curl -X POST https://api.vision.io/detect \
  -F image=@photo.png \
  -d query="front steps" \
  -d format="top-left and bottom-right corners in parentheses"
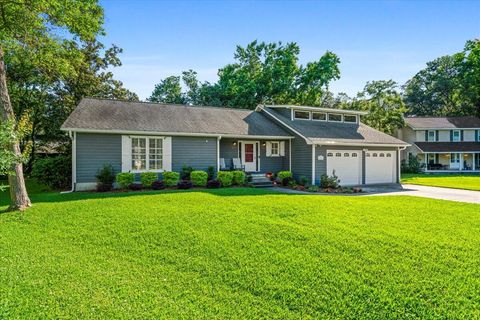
top-left (249, 173), bottom-right (274, 188)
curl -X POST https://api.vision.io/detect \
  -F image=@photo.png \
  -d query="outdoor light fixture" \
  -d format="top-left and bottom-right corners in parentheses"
top-left (233, 142), bottom-right (237, 146)
top-left (262, 142), bottom-right (266, 146)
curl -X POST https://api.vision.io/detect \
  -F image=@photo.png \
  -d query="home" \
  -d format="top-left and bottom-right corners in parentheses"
top-left (61, 98), bottom-right (408, 191)
top-left (397, 116), bottom-right (480, 172)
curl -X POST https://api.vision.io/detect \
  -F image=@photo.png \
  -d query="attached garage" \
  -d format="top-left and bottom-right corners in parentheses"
top-left (326, 150), bottom-right (362, 186)
top-left (365, 151), bottom-right (396, 184)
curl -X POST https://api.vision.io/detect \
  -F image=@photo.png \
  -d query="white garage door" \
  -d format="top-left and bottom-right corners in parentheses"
top-left (365, 151), bottom-right (396, 184)
top-left (326, 150), bottom-right (362, 186)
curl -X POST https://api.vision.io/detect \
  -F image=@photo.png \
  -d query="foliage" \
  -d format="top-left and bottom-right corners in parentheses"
top-left (404, 39), bottom-right (480, 117)
top-left (190, 171), bottom-right (208, 187)
top-left (282, 177), bottom-right (294, 187)
top-left (0, 120), bottom-right (16, 179)
top-left (162, 171), bottom-right (180, 187)
top-left (307, 185), bottom-right (319, 192)
top-left (207, 166), bottom-right (216, 180)
top-left (277, 171), bottom-right (293, 181)
top-left (401, 154), bottom-right (422, 174)
top-left (140, 172), bottom-right (158, 188)
top-left (151, 180), bottom-right (166, 190)
top-left (96, 164), bottom-right (115, 185)
top-left (149, 41), bottom-right (340, 108)
top-left (177, 180), bottom-right (193, 190)
top-left (180, 165), bottom-right (194, 180)
top-left (401, 173), bottom-right (480, 191)
top-left (206, 179), bottom-right (221, 189)
top-left (320, 171), bottom-right (340, 189)
top-left (116, 172), bottom-right (135, 189)
top-left (1, 185), bottom-right (480, 318)
top-left (31, 155), bottom-right (71, 190)
top-left (298, 176), bottom-right (309, 186)
top-left (96, 183), bottom-right (112, 192)
top-left (128, 183), bottom-right (143, 191)
top-left (232, 171), bottom-right (246, 185)
top-left (217, 171), bottom-right (233, 187)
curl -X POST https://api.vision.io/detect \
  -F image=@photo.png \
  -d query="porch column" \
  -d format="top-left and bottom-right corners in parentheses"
top-left (217, 136), bottom-right (221, 172)
top-left (460, 153), bottom-right (464, 171)
top-left (473, 153), bottom-right (476, 171)
top-left (424, 153), bottom-right (428, 171)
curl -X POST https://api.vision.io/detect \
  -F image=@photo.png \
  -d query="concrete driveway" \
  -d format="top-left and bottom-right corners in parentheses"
top-left (358, 184), bottom-right (479, 204)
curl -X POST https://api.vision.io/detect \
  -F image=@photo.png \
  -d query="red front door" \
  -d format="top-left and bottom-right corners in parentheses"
top-left (243, 142), bottom-right (257, 172)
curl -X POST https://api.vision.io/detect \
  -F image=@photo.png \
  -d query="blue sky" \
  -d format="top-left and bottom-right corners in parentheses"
top-left (100, 0), bottom-right (480, 100)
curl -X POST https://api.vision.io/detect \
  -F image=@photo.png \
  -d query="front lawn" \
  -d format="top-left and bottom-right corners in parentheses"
top-left (401, 173), bottom-right (480, 191)
top-left (0, 186), bottom-right (479, 318)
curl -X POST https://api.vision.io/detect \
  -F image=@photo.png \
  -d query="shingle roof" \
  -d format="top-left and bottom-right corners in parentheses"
top-left (405, 116), bottom-right (480, 129)
top-left (61, 98), bottom-right (292, 137)
top-left (415, 142), bottom-right (480, 153)
top-left (263, 107), bottom-right (408, 146)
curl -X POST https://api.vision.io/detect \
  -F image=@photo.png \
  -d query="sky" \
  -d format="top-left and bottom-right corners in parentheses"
top-left (100, 0), bottom-right (480, 100)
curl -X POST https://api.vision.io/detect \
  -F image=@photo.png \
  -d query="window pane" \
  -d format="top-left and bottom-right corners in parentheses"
top-left (312, 112), bottom-right (326, 121)
top-left (344, 115), bottom-right (357, 123)
top-left (271, 142), bottom-right (279, 155)
top-left (294, 110), bottom-right (310, 119)
top-left (132, 138), bottom-right (146, 170)
top-left (148, 138), bottom-right (163, 170)
top-left (328, 114), bottom-right (342, 122)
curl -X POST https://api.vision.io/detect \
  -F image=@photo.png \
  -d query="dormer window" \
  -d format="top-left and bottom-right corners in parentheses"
top-left (427, 130), bottom-right (436, 142)
top-left (294, 110), bottom-right (310, 120)
top-left (312, 112), bottom-right (326, 121)
top-left (344, 115), bottom-right (358, 123)
top-left (328, 113), bottom-right (343, 122)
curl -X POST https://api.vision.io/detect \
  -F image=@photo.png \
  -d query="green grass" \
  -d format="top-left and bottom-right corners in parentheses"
top-left (0, 184), bottom-right (479, 318)
top-left (401, 173), bottom-right (480, 191)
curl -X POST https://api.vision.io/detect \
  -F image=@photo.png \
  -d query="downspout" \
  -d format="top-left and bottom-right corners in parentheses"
top-left (311, 144), bottom-right (316, 185)
top-left (61, 131), bottom-right (76, 194)
top-left (217, 136), bottom-right (222, 172)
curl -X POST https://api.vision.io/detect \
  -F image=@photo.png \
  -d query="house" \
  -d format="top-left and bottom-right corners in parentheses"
top-left (397, 116), bottom-right (480, 172)
top-left (61, 98), bottom-right (408, 191)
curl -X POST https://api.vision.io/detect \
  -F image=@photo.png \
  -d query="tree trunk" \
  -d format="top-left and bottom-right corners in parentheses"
top-left (0, 46), bottom-right (31, 211)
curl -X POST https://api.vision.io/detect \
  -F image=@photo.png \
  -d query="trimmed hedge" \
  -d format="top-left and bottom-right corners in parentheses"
top-left (232, 171), bottom-right (246, 185)
top-left (191, 170), bottom-right (208, 187)
top-left (140, 172), bottom-right (158, 188)
top-left (116, 172), bottom-right (135, 189)
top-left (277, 171), bottom-right (293, 181)
top-left (163, 171), bottom-right (180, 187)
top-left (217, 171), bottom-right (233, 187)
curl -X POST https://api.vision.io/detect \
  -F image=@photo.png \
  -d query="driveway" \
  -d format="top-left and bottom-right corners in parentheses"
top-left (272, 185), bottom-right (480, 204)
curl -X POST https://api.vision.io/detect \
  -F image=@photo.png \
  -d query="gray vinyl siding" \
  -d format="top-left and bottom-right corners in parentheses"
top-left (76, 133), bottom-right (122, 183)
top-left (220, 138), bottom-right (289, 173)
top-left (290, 133), bottom-right (312, 182)
top-left (172, 136), bottom-right (218, 171)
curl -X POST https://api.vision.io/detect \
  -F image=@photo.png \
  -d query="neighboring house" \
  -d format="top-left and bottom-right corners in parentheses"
top-left (61, 98), bottom-right (408, 191)
top-left (397, 116), bottom-right (480, 172)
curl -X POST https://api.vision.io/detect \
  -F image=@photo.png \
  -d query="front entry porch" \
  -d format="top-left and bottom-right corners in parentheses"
top-left (419, 152), bottom-right (480, 172)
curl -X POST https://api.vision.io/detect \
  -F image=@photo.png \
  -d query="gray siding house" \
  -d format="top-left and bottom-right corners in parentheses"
top-left (61, 98), bottom-right (408, 191)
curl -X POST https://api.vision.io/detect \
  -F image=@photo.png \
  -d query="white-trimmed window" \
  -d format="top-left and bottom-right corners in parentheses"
top-left (294, 110), bottom-right (310, 120)
top-left (131, 137), bottom-right (163, 171)
top-left (266, 141), bottom-right (285, 157)
top-left (312, 112), bottom-right (327, 121)
top-left (271, 142), bottom-right (280, 156)
top-left (427, 130), bottom-right (436, 142)
top-left (452, 130), bottom-right (461, 142)
top-left (328, 113), bottom-right (343, 122)
top-left (343, 115), bottom-right (357, 123)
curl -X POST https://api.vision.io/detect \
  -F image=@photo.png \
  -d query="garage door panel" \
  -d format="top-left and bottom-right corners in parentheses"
top-left (326, 150), bottom-right (362, 186)
top-left (365, 151), bottom-right (395, 184)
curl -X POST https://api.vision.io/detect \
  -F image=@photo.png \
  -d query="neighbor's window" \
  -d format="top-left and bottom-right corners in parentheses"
top-left (427, 130), bottom-right (436, 141)
top-left (452, 130), bottom-right (461, 142)
top-left (132, 137), bottom-right (163, 171)
top-left (328, 113), bottom-right (343, 122)
top-left (271, 142), bottom-right (280, 156)
top-left (343, 115), bottom-right (357, 123)
top-left (294, 110), bottom-right (310, 120)
top-left (312, 112), bottom-right (327, 121)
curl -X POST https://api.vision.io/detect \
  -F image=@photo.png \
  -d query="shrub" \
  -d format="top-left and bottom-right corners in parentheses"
top-left (320, 171), bottom-right (340, 189)
top-left (207, 179), bottom-right (221, 189)
top-left (191, 170), bottom-right (208, 187)
top-left (128, 183), bottom-right (143, 191)
top-left (307, 185), bottom-right (319, 192)
top-left (31, 155), bottom-right (71, 189)
top-left (177, 180), bottom-right (193, 189)
top-left (207, 166), bottom-right (215, 180)
top-left (163, 171), bottom-right (180, 187)
top-left (298, 176), bottom-right (309, 186)
top-left (95, 164), bottom-right (115, 192)
top-left (151, 180), bottom-right (165, 190)
top-left (140, 172), bottom-right (158, 188)
top-left (282, 176), bottom-right (293, 186)
top-left (401, 154), bottom-right (421, 173)
top-left (277, 171), bottom-right (293, 181)
top-left (217, 171), bottom-right (233, 187)
top-left (180, 165), bottom-right (194, 180)
top-left (232, 171), bottom-right (246, 185)
top-left (116, 172), bottom-right (135, 189)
